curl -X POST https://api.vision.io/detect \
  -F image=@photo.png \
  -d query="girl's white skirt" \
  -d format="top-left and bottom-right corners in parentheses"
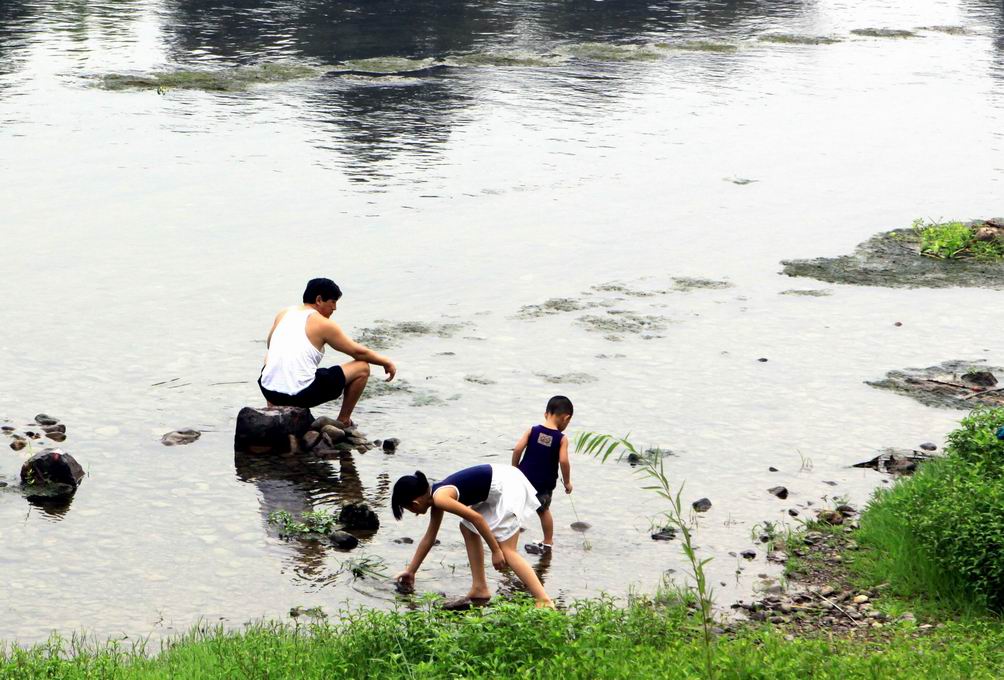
top-left (459, 464), bottom-right (541, 542)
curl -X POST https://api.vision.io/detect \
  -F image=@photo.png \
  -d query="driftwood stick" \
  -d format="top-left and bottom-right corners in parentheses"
top-left (963, 386), bottom-right (1004, 400)
top-left (921, 379), bottom-right (975, 390)
top-left (813, 593), bottom-right (858, 623)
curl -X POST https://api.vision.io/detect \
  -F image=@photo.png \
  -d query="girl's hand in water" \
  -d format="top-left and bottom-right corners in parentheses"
top-left (491, 549), bottom-right (507, 571)
top-left (395, 570), bottom-right (415, 587)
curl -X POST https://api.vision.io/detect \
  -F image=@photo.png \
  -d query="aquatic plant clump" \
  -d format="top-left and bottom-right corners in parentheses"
top-left (576, 311), bottom-right (667, 335)
top-left (355, 320), bottom-right (465, 350)
top-left (757, 34), bottom-right (842, 45)
top-left (560, 42), bottom-right (665, 62)
top-left (656, 40), bottom-right (739, 53)
top-left (268, 509), bottom-right (338, 537)
top-left (850, 28), bottom-right (917, 38)
top-left (781, 219), bottom-right (1004, 289)
top-left (100, 63), bottom-right (324, 92)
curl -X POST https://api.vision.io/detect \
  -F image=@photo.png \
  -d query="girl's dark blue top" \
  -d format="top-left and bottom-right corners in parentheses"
top-left (432, 464), bottom-right (493, 506)
top-left (518, 425), bottom-right (564, 494)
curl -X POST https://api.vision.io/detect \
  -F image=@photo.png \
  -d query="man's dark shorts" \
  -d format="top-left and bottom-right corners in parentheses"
top-left (535, 491), bottom-right (553, 514)
top-left (259, 366), bottom-right (346, 408)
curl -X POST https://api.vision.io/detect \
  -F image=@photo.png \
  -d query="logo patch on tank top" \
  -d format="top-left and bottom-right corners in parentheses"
top-left (537, 432), bottom-right (553, 447)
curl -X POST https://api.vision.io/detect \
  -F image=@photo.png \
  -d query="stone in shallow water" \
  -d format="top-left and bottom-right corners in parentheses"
top-left (234, 406), bottom-right (313, 454)
top-left (767, 486), bottom-right (788, 499)
top-left (570, 521), bottom-right (591, 532)
top-left (20, 449), bottom-right (84, 494)
top-left (328, 531), bottom-right (359, 550)
top-left (340, 502), bottom-right (379, 530)
top-left (740, 549), bottom-right (756, 560)
top-left (692, 498), bottom-right (712, 513)
top-left (382, 438), bottom-right (400, 453)
top-left (161, 429), bottom-right (201, 446)
top-left (34, 414), bottom-right (59, 426)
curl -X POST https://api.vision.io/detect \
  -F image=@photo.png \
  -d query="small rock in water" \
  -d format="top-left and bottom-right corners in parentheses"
top-left (1, 425), bottom-right (15, 433)
top-left (768, 466), bottom-right (778, 472)
top-left (740, 549), bottom-right (756, 560)
top-left (321, 424), bottom-right (346, 443)
top-left (894, 321), bottom-right (903, 327)
top-left (962, 370), bottom-right (997, 387)
top-left (10, 439), bottom-right (26, 452)
top-left (651, 527), bottom-right (677, 541)
top-left (788, 509), bottom-right (799, 517)
top-left (757, 358), bottom-right (768, 363)
top-left (570, 521), bottom-right (591, 532)
top-left (919, 442), bottom-right (937, 451)
top-left (393, 537), bottom-right (414, 544)
top-left (310, 416), bottom-right (342, 431)
top-left (161, 429), bottom-right (201, 446)
top-left (823, 480), bottom-right (838, 486)
top-left (0, 481), bottom-right (7, 488)
top-left (42, 424), bottom-right (66, 434)
top-left (34, 414), bottom-right (59, 426)
top-left (382, 438), bottom-right (400, 453)
top-left (327, 531), bottom-right (359, 550)
top-left (301, 430), bottom-right (321, 451)
top-left (835, 503), bottom-right (857, 516)
top-left (339, 502), bottom-right (379, 530)
top-left (692, 498), bottom-right (712, 513)
top-left (767, 486), bottom-right (789, 499)
top-left (46, 432), bottom-right (66, 442)
top-left (816, 510), bottom-right (844, 525)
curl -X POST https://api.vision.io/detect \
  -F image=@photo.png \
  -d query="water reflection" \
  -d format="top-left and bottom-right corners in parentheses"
top-left (234, 449), bottom-right (388, 582)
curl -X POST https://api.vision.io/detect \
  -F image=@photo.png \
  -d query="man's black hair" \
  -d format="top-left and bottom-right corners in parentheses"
top-left (302, 278), bottom-right (342, 304)
top-left (392, 471), bottom-right (430, 520)
top-left (546, 395), bottom-right (574, 417)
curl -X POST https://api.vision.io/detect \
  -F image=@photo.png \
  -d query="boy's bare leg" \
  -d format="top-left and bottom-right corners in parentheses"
top-left (539, 509), bottom-right (554, 546)
top-left (337, 360), bottom-right (370, 425)
top-left (460, 524), bottom-right (491, 600)
top-left (499, 534), bottom-right (553, 607)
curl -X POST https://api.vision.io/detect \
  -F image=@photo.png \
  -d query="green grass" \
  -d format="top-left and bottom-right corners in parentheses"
top-left (915, 219), bottom-right (1004, 260)
top-left (2, 598), bottom-right (1004, 679)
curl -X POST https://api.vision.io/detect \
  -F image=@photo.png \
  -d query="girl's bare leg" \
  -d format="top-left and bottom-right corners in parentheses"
top-left (499, 534), bottom-right (554, 607)
top-left (460, 523), bottom-right (491, 599)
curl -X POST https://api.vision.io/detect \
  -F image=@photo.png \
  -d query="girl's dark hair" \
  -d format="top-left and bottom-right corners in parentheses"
top-left (391, 471), bottom-right (429, 520)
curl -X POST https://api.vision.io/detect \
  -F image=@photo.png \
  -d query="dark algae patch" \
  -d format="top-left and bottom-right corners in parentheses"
top-left (758, 34), bottom-right (842, 45)
top-left (781, 218), bottom-right (1004, 289)
top-left (100, 63), bottom-right (324, 92)
top-left (866, 360), bottom-right (1004, 410)
top-left (656, 40), bottom-right (739, 53)
top-left (850, 28), bottom-right (917, 38)
top-left (355, 320), bottom-right (465, 350)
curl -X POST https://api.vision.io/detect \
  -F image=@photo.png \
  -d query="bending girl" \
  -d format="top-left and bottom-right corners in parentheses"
top-left (392, 463), bottom-right (554, 608)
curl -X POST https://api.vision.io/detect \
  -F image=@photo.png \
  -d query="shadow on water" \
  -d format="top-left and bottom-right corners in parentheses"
top-left (234, 449), bottom-right (389, 582)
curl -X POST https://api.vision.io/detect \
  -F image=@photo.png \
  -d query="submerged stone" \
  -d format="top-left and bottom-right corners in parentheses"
top-left (850, 28), bottom-right (916, 38)
top-left (339, 503), bottom-right (379, 531)
top-left (161, 429), bottom-right (201, 446)
top-left (768, 486), bottom-right (789, 499)
top-left (692, 498), bottom-right (712, 513)
top-left (327, 531), bottom-right (359, 550)
top-left (781, 223), bottom-right (1004, 289)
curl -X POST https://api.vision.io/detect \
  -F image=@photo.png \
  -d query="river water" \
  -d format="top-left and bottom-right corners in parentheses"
top-left (1, 0), bottom-right (1002, 645)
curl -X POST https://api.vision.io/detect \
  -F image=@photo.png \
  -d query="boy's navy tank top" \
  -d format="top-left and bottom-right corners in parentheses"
top-left (432, 464), bottom-right (493, 506)
top-left (518, 425), bottom-right (564, 494)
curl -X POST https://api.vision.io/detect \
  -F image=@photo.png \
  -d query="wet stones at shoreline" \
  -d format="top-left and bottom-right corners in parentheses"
top-left (853, 447), bottom-right (936, 476)
top-left (768, 486), bottom-right (789, 499)
top-left (866, 360), bottom-right (1004, 410)
top-left (234, 406), bottom-right (314, 454)
top-left (4, 414), bottom-right (71, 449)
top-left (781, 222), bottom-right (1004, 289)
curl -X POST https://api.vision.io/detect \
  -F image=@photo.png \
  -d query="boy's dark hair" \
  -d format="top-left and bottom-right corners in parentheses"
top-left (546, 395), bottom-right (574, 417)
top-left (392, 471), bottom-right (430, 520)
top-left (302, 278), bottom-right (342, 304)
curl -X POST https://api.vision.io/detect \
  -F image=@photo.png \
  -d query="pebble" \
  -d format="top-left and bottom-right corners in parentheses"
top-left (570, 521), bottom-right (591, 532)
top-left (34, 414), bottom-right (59, 426)
top-left (692, 498), bottom-right (712, 513)
top-left (46, 432), bottom-right (67, 442)
top-left (382, 438), bottom-right (400, 453)
top-left (768, 466), bottom-right (778, 472)
top-left (919, 442), bottom-right (937, 451)
top-left (853, 595), bottom-right (869, 604)
top-left (10, 440), bottom-right (26, 451)
top-left (393, 537), bottom-right (414, 544)
top-left (740, 549), bottom-right (756, 560)
top-left (788, 509), bottom-right (799, 517)
top-left (757, 358), bottom-right (769, 362)
top-left (767, 486), bottom-right (788, 499)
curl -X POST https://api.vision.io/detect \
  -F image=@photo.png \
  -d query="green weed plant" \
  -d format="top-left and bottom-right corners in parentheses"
top-left (915, 219), bottom-right (1004, 261)
top-left (856, 408), bottom-right (1004, 612)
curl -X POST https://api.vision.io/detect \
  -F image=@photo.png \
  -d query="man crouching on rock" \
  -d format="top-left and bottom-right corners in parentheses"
top-left (258, 278), bottom-right (396, 427)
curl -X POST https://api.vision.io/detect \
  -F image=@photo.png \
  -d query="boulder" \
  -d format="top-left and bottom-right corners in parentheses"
top-left (328, 530), bottom-right (359, 550)
top-left (339, 502), bottom-right (379, 530)
top-left (161, 429), bottom-right (201, 446)
top-left (20, 449), bottom-right (84, 496)
top-left (692, 498), bottom-right (712, 513)
top-left (767, 486), bottom-right (789, 499)
top-left (962, 370), bottom-right (997, 387)
top-left (234, 406), bottom-right (313, 454)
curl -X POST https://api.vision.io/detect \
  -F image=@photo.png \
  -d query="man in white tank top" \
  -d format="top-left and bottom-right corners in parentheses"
top-left (258, 278), bottom-right (397, 427)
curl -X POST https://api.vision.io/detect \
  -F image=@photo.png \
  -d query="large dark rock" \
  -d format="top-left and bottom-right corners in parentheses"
top-left (328, 530), bottom-right (359, 550)
top-left (234, 406), bottom-right (313, 454)
top-left (20, 449), bottom-right (85, 496)
top-left (339, 502), bottom-right (380, 530)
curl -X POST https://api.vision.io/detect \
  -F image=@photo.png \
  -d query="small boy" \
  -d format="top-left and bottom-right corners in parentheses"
top-left (511, 395), bottom-right (574, 553)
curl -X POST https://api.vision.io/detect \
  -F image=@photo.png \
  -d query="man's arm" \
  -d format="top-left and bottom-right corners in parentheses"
top-left (511, 429), bottom-right (531, 467)
top-left (559, 436), bottom-right (572, 494)
top-left (319, 318), bottom-right (397, 381)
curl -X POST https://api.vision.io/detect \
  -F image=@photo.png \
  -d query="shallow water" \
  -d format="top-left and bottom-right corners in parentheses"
top-left (1, 0), bottom-right (1003, 645)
